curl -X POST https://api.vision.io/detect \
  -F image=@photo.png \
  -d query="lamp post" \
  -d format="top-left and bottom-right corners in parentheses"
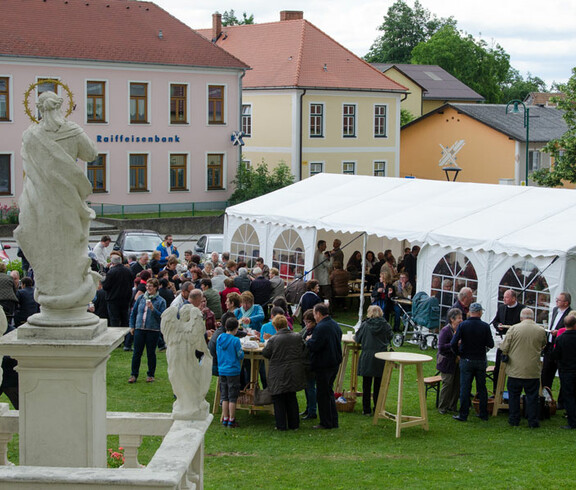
top-left (505, 100), bottom-right (530, 185)
top-left (442, 165), bottom-right (462, 181)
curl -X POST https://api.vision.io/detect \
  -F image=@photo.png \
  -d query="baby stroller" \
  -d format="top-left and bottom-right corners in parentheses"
top-left (392, 291), bottom-right (440, 350)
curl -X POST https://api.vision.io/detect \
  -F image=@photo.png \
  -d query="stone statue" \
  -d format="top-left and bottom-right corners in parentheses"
top-left (15, 91), bottom-right (100, 327)
top-left (161, 304), bottom-right (213, 420)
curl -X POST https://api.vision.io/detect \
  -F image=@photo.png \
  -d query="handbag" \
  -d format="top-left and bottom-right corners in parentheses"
top-left (254, 384), bottom-right (273, 405)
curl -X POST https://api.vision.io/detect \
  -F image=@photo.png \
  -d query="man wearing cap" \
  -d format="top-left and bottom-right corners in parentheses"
top-left (451, 302), bottom-right (494, 422)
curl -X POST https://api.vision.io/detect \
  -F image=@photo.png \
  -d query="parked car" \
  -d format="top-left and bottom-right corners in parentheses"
top-left (194, 234), bottom-right (223, 261)
top-left (113, 230), bottom-right (163, 258)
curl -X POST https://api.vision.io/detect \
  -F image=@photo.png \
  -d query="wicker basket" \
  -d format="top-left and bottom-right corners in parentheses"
top-left (335, 392), bottom-right (357, 412)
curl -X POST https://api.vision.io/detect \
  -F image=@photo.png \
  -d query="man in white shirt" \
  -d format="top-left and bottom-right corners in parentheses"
top-left (171, 282), bottom-right (194, 310)
top-left (542, 292), bottom-right (572, 390)
top-left (92, 235), bottom-right (111, 270)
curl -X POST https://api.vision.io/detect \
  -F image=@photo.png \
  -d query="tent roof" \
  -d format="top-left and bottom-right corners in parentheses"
top-left (226, 174), bottom-right (576, 258)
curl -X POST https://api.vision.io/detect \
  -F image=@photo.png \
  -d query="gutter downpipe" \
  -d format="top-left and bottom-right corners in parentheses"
top-left (299, 89), bottom-right (307, 181)
top-left (238, 70), bottom-right (246, 171)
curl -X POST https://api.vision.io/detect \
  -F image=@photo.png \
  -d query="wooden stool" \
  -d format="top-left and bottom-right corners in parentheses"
top-left (373, 352), bottom-right (433, 438)
top-left (335, 332), bottom-right (361, 395)
top-left (423, 374), bottom-right (442, 408)
top-left (492, 362), bottom-right (508, 416)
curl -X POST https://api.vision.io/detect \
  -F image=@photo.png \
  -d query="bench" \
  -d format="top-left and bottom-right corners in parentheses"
top-left (423, 374), bottom-right (442, 408)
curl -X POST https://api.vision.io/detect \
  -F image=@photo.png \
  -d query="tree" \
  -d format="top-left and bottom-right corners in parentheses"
top-left (221, 10), bottom-right (254, 26)
top-left (401, 109), bottom-right (415, 126)
top-left (364, 0), bottom-right (455, 63)
top-left (411, 25), bottom-right (510, 103)
top-left (229, 159), bottom-right (294, 205)
top-left (500, 69), bottom-right (547, 103)
top-left (531, 67), bottom-right (576, 187)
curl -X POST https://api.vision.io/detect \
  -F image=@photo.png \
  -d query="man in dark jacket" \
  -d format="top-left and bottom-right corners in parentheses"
top-left (552, 314), bottom-right (576, 429)
top-left (306, 303), bottom-right (342, 429)
top-left (102, 255), bottom-right (133, 328)
top-left (14, 277), bottom-right (40, 327)
top-left (451, 303), bottom-right (494, 422)
top-left (249, 267), bottom-right (272, 308)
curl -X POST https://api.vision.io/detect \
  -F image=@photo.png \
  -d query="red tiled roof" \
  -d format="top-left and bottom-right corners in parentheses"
top-left (197, 19), bottom-right (407, 92)
top-left (0, 0), bottom-right (248, 69)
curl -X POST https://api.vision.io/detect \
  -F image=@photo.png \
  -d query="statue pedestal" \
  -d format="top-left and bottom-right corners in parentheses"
top-left (0, 322), bottom-right (125, 467)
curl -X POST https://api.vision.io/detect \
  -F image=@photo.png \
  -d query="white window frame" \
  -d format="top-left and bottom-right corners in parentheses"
top-left (206, 83), bottom-right (228, 126)
top-left (85, 151), bottom-right (110, 194)
top-left (128, 80), bottom-right (151, 125)
top-left (242, 103), bottom-right (252, 137)
top-left (528, 150), bottom-right (541, 172)
top-left (373, 160), bottom-right (387, 177)
top-left (168, 152), bottom-right (190, 192)
top-left (85, 78), bottom-right (108, 125)
top-left (0, 75), bottom-right (13, 122)
top-left (342, 103), bottom-right (357, 138)
top-left (205, 151), bottom-right (227, 191)
top-left (342, 161), bottom-right (356, 175)
top-left (374, 103), bottom-right (388, 138)
top-left (309, 162), bottom-right (324, 177)
top-left (0, 152), bottom-right (15, 196)
top-left (168, 82), bottom-right (190, 126)
top-left (309, 102), bottom-right (325, 138)
top-left (127, 152), bottom-right (151, 193)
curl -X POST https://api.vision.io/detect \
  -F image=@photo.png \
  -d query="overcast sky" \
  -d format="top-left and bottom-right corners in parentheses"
top-left (154, 0), bottom-right (575, 88)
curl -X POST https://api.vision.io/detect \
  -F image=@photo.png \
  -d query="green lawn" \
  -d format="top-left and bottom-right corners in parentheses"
top-left (2, 309), bottom-right (573, 488)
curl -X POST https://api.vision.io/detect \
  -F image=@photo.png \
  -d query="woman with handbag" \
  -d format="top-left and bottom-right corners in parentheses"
top-left (262, 315), bottom-right (307, 431)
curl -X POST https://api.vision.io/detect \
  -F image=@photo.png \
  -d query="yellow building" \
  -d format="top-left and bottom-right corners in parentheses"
top-left (199, 11), bottom-right (407, 179)
top-left (372, 64), bottom-right (484, 119)
top-left (401, 104), bottom-right (567, 184)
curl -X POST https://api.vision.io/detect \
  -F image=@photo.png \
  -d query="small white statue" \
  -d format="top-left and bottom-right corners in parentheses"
top-left (161, 304), bottom-right (213, 420)
top-left (15, 90), bottom-right (100, 327)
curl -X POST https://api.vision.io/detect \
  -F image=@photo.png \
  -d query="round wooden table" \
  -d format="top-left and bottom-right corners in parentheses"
top-left (372, 351), bottom-right (433, 438)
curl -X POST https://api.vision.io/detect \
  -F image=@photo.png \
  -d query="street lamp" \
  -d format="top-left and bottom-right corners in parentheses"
top-left (505, 100), bottom-right (530, 185)
top-left (442, 165), bottom-right (462, 181)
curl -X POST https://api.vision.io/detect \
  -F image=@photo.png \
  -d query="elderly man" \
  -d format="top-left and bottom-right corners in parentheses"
top-left (330, 239), bottom-right (344, 267)
top-left (452, 287), bottom-right (474, 319)
top-left (306, 303), bottom-right (342, 430)
top-left (130, 252), bottom-right (150, 278)
top-left (500, 308), bottom-right (547, 428)
top-left (314, 240), bottom-right (332, 303)
top-left (552, 314), bottom-right (576, 429)
top-left (542, 292), bottom-right (573, 391)
top-left (249, 267), bottom-right (272, 308)
top-left (172, 281), bottom-right (194, 310)
top-left (451, 303), bottom-right (494, 422)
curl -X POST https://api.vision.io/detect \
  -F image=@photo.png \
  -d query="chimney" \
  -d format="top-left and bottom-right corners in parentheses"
top-left (212, 12), bottom-right (222, 41)
top-left (280, 11), bottom-right (303, 21)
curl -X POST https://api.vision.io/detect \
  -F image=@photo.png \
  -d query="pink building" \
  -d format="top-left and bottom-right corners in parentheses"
top-left (0, 0), bottom-right (248, 211)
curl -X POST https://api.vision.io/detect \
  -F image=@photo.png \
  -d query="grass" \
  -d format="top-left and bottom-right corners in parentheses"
top-left (99, 210), bottom-right (223, 220)
top-left (2, 307), bottom-right (574, 488)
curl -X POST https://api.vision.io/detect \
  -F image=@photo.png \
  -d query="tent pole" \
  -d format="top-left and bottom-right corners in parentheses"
top-left (356, 232), bottom-right (367, 331)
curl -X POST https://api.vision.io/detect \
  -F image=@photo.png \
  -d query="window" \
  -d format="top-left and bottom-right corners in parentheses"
top-left (170, 154), bottom-right (188, 191)
top-left (87, 154), bottom-right (106, 193)
top-left (273, 229), bottom-right (305, 281)
top-left (242, 104), bottom-right (252, 136)
top-left (38, 78), bottom-right (58, 96)
top-left (528, 150), bottom-right (541, 172)
top-left (499, 261), bottom-right (550, 324)
top-left (374, 105), bottom-right (387, 137)
top-left (129, 154), bottom-right (148, 191)
top-left (374, 161), bottom-right (386, 177)
top-left (342, 162), bottom-right (356, 175)
top-left (310, 103), bottom-right (324, 137)
top-left (230, 224), bottom-right (260, 266)
top-left (0, 155), bottom-right (11, 195)
top-left (343, 104), bottom-right (356, 137)
top-left (87, 81), bottom-right (106, 123)
top-left (130, 83), bottom-right (148, 123)
top-left (310, 162), bottom-right (323, 176)
top-left (0, 77), bottom-right (9, 121)
top-left (170, 84), bottom-right (187, 124)
top-left (208, 85), bottom-right (225, 124)
top-left (431, 252), bottom-right (478, 323)
top-left (207, 153), bottom-right (224, 190)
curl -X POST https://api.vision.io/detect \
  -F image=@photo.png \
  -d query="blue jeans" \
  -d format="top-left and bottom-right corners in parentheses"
top-left (459, 358), bottom-right (488, 420)
top-left (305, 377), bottom-right (317, 416)
top-left (131, 329), bottom-right (160, 378)
top-left (507, 377), bottom-right (540, 427)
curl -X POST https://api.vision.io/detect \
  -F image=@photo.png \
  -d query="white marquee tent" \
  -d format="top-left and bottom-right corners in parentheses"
top-left (224, 173), bottom-right (576, 324)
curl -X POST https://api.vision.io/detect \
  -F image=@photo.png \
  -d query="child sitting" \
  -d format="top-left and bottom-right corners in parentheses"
top-left (216, 317), bottom-right (245, 428)
top-left (260, 306), bottom-right (285, 342)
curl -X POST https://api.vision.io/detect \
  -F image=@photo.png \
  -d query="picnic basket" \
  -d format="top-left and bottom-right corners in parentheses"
top-left (335, 392), bottom-right (357, 412)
